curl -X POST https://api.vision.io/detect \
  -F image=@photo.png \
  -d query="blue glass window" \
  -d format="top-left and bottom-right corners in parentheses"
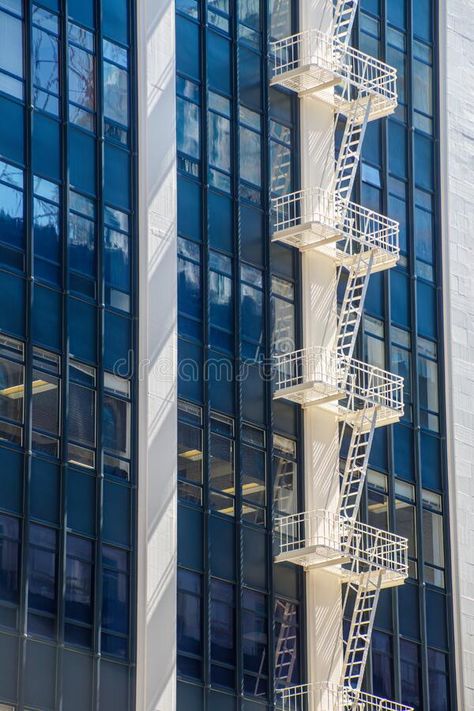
top-left (104, 205), bottom-right (130, 312)
top-left (273, 434), bottom-right (298, 516)
top-left (413, 0), bottom-right (432, 43)
top-left (31, 348), bottom-right (61, 457)
top-left (104, 143), bottom-right (130, 211)
top-left (242, 589), bottom-right (268, 697)
top-left (400, 640), bottom-right (422, 711)
top-left (241, 432), bottom-right (266, 522)
top-left (69, 190), bottom-right (96, 298)
top-left (176, 16), bottom-right (200, 80)
top-left (239, 108), bottom-right (262, 194)
top-left (103, 0), bottom-right (128, 44)
top-left (68, 0), bottom-right (94, 28)
top-left (239, 46), bottom-right (261, 111)
top-left (274, 599), bottom-right (299, 689)
top-left (0, 513), bottom-right (20, 606)
top-left (0, 4), bottom-right (23, 100)
top-left (0, 159), bottom-right (24, 271)
top-left (68, 23), bottom-right (95, 131)
top-left (270, 119), bottom-right (292, 196)
top-left (0, 335), bottom-right (25, 447)
top-left (241, 264), bottom-right (263, 361)
top-left (65, 535), bottom-right (94, 648)
top-left (428, 649), bottom-right (449, 711)
top-left (103, 393), bottom-right (130, 460)
top-left (103, 39), bottom-right (129, 142)
top-left (209, 251), bottom-right (233, 353)
top-left (387, 0), bottom-right (406, 29)
top-left (28, 524), bottom-right (57, 638)
top-left (208, 92), bottom-right (231, 192)
top-left (69, 126), bottom-right (96, 195)
top-left (388, 120), bottom-right (407, 178)
top-left (33, 112), bottom-right (60, 181)
top-left (209, 414), bottom-right (235, 516)
top-left (414, 133), bottom-right (434, 191)
top-left (102, 545), bottom-right (129, 659)
top-left (177, 400), bottom-right (203, 504)
top-left (177, 569), bottom-right (202, 679)
top-left (372, 631), bottom-right (393, 699)
top-left (68, 361), bottom-right (96, 470)
top-left (178, 237), bottom-right (202, 340)
top-left (32, 5), bottom-right (60, 116)
top-left (418, 338), bottom-right (439, 432)
top-left (33, 175), bottom-right (61, 286)
top-left (272, 276), bottom-right (295, 355)
top-left (210, 579), bottom-right (235, 686)
top-left (177, 77), bottom-right (201, 177)
top-left (208, 32), bottom-right (231, 95)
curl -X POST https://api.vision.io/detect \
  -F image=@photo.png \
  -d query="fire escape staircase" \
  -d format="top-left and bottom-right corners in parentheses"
top-left (269, 3), bottom-right (413, 711)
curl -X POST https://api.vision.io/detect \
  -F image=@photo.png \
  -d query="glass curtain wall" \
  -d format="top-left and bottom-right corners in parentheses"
top-left (176, 1), bottom-right (304, 709)
top-left (0, 0), bottom-right (138, 709)
top-left (358, 1), bottom-right (455, 709)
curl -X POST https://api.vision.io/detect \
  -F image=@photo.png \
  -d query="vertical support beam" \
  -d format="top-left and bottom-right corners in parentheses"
top-left (136, 1), bottom-right (178, 710)
top-left (299, 0), bottom-right (344, 698)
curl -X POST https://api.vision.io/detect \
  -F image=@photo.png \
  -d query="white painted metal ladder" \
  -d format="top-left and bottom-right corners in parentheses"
top-left (275, 599), bottom-right (299, 690)
top-left (338, 399), bottom-right (378, 523)
top-left (336, 249), bottom-right (374, 362)
top-left (342, 568), bottom-right (383, 691)
top-left (334, 0), bottom-right (358, 47)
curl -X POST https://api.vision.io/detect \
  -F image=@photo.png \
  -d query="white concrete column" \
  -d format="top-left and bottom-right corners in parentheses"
top-left (299, 0), bottom-right (343, 697)
top-left (440, 1), bottom-right (474, 708)
top-left (136, 1), bottom-right (178, 710)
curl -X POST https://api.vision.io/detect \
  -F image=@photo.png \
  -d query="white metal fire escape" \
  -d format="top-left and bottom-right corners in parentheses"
top-left (270, 3), bottom-right (413, 711)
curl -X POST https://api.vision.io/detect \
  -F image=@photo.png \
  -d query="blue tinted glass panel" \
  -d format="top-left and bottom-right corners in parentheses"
top-left (413, 0), bottom-right (432, 42)
top-left (103, 481), bottom-right (130, 547)
top-left (104, 144), bottom-right (130, 210)
top-left (415, 134), bottom-right (434, 191)
top-left (69, 297), bottom-right (96, 362)
top-left (67, 469), bottom-right (96, 536)
top-left (102, 550), bottom-right (129, 637)
top-left (0, 96), bottom-right (24, 164)
top-left (239, 47), bottom-right (261, 110)
top-left (391, 270), bottom-right (410, 327)
top-left (0, 513), bottom-right (20, 604)
top-left (28, 524), bottom-right (57, 617)
top-left (417, 281), bottom-right (437, 339)
top-left (32, 284), bottom-right (60, 348)
top-left (69, 0), bottom-right (94, 27)
top-left (209, 191), bottom-right (232, 252)
top-left (388, 121), bottom-right (407, 178)
top-left (103, 0), bottom-right (128, 44)
top-left (0, 180), bottom-right (23, 255)
top-left (104, 311), bottom-right (131, 374)
top-left (0, 270), bottom-right (25, 337)
top-left (33, 113), bottom-right (60, 181)
top-left (372, 631), bottom-right (393, 699)
top-left (30, 458), bottom-right (59, 524)
top-left (178, 177), bottom-right (202, 242)
top-left (70, 128), bottom-right (96, 195)
top-left (387, 0), bottom-right (406, 28)
top-left (34, 195), bottom-right (61, 285)
top-left (176, 16), bottom-right (200, 79)
top-left (208, 32), bottom-right (231, 95)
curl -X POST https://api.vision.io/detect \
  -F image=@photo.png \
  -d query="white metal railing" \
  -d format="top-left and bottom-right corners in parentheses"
top-left (271, 187), bottom-right (399, 259)
top-left (270, 29), bottom-right (397, 114)
top-left (273, 347), bottom-right (404, 416)
top-left (275, 510), bottom-right (408, 578)
top-left (344, 356), bottom-right (404, 414)
top-left (276, 682), bottom-right (414, 711)
top-left (273, 346), bottom-right (341, 396)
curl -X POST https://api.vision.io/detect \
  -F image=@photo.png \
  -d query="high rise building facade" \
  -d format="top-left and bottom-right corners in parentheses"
top-left (0, 1), bottom-right (472, 711)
